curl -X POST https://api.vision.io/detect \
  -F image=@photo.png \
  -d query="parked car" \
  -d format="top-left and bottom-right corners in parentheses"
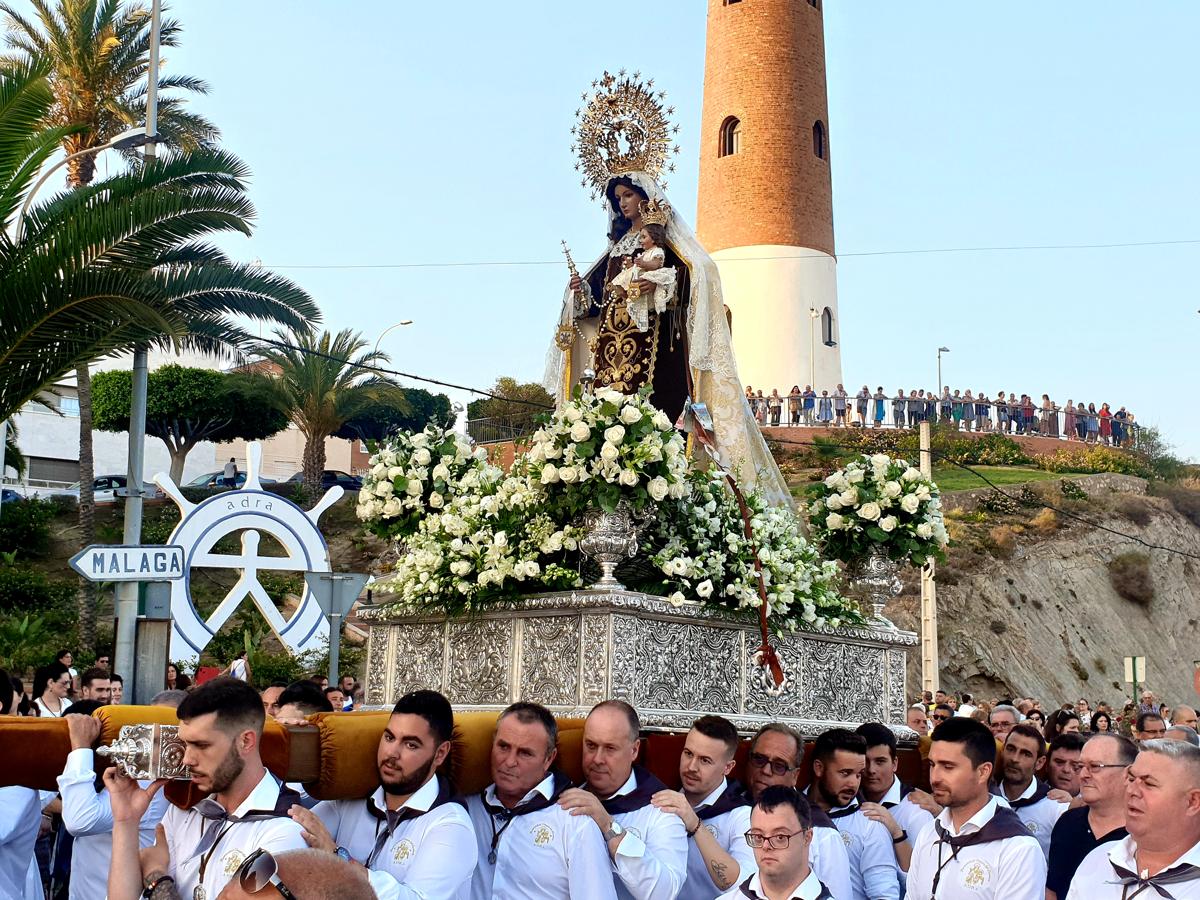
top-left (286, 470), bottom-right (363, 490)
top-left (187, 471), bottom-right (277, 489)
top-left (0, 488), bottom-right (22, 505)
top-left (61, 475), bottom-right (164, 503)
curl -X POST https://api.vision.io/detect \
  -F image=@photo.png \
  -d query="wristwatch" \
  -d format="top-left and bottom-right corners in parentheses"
top-left (336, 847), bottom-right (352, 861)
top-left (892, 829), bottom-right (908, 844)
top-left (603, 820), bottom-right (625, 842)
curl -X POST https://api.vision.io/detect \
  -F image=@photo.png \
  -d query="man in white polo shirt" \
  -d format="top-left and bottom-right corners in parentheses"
top-left (998, 723), bottom-right (1069, 859)
top-left (907, 717), bottom-right (1045, 900)
top-left (746, 723), bottom-right (853, 900)
top-left (717, 786), bottom-right (833, 900)
top-left (287, 689), bottom-right (478, 900)
top-left (559, 699), bottom-right (688, 900)
top-left (806, 728), bottom-right (898, 900)
top-left (1066, 739), bottom-right (1200, 899)
top-left (650, 715), bottom-right (756, 898)
top-left (104, 677), bottom-right (307, 900)
top-left (467, 701), bottom-right (616, 899)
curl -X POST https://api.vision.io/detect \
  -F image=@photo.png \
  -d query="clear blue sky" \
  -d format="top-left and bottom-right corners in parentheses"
top-left (24, 2), bottom-right (1198, 458)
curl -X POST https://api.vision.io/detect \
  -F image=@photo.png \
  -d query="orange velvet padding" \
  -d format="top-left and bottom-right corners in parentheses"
top-left (0, 717), bottom-right (73, 790)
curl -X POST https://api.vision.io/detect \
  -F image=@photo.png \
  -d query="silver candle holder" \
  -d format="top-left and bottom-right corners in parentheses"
top-left (96, 723), bottom-right (191, 780)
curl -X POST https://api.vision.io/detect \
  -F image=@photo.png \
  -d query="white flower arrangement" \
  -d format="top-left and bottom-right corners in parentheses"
top-left (522, 387), bottom-right (690, 516)
top-left (806, 453), bottom-right (949, 567)
top-left (356, 424), bottom-right (490, 541)
top-left (647, 473), bottom-right (859, 629)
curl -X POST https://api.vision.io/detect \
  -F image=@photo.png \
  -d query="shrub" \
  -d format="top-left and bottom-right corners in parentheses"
top-left (0, 497), bottom-right (58, 557)
top-left (1060, 479), bottom-right (1088, 501)
top-left (979, 491), bottom-right (1020, 514)
top-left (1035, 446), bottom-right (1154, 479)
top-left (1156, 484), bottom-right (1200, 529)
top-left (1116, 497), bottom-right (1153, 527)
top-left (987, 526), bottom-right (1017, 558)
top-left (1030, 508), bottom-right (1060, 533)
top-left (0, 565), bottom-right (79, 673)
top-left (1108, 552), bottom-right (1154, 605)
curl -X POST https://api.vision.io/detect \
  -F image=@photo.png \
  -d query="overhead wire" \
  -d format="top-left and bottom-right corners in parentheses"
top-left (252, 336), bottom-right (1199, 562)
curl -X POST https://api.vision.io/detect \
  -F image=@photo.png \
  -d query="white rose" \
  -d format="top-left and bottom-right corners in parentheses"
top-left (431, 463), bottom-right (450, 481)
top-left (839, 488), bottom-right (858, 506)
top-left (823, 474), bottom-right (841, 489)
top-left (619, 405), bottom-right (643, 424)
top-left (857, 502), bottom-right (882, 521)
top-left (902, 467), bottom-right (921, 482)
top-left (569, 422), bottom-right (591, 442)
top-left (405, 479), bottom-right (423, 497)
top-left (382, 497), bottom-right (402, 517)
top-left (600, 442), bottom-right (620, 462)
top-left (559, 466), bottom-right (579, 483)
top-left (410, 434), bottom-right (429, 448)
top-left (603, 425), bottom-right (626, 444)
top-left (825, 495), bottom-right (842, 510)
top-left (825, 512), bottom-right (845, 530)
top-left (374, 480), bottom-right (393, 497)
top-left (870, 453), bottom-right (891, 467)
top-left (493, 532), bottom-right (508, 548)
top-left (652, 411), bottom-right (673, 431)
top-left (647, 476), bottom-right (669, 502)
top-left (667, 591), bottom-right (686, 607)
top-left (371, 463), bottom-right (387, 479)
top-left (428, 492), bottom-right (444, 509)
top-left (618, 468), bottom-right (638, 486)
top-left (879, 515), bottom-right (897, 532)
top-left (413, 448), bottom-right (432, 466)
top-left (696, 579), bottom-right (713, 598)
top-left (540, 463), bottom-right (560, 484)
top-left (846, 468), bottom-right (865, 484)
top-left (917, 523), bottom-right (934, 539)
top-left (384, 465), bottom-right (402, 480)
top-left (882, 481), bottom-right (902, 498)
top-left (563, 406), bottom-right (583, 423)
top-left (900, 494), bottom-right (920, 514)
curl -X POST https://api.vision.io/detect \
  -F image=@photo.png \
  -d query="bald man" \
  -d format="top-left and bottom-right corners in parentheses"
top-left (1172, 705), bottom-right (1199, 730)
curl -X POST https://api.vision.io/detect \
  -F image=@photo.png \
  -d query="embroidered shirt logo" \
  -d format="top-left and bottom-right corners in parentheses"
top-left (222, 850), bottom-right (246, 876)
top-left (841, 831), bottom-right (853, 848)
top-left (393, 839), bottom-right (415, 862)
top-left (959, 860), bottom-right (992, 890)
top-left (531, 824), bottom-right (554, 847)
top-left (1026, 821), bottom-right (1039, 834)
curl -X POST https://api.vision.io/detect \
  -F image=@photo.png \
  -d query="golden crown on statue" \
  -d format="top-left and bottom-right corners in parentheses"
top-left (571, 69), bottom-right (681, 200)
top-left (639, 197), bottom-right (671, 226)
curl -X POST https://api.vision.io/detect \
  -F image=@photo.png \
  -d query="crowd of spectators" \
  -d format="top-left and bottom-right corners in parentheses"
top-left (745, 384), bottom-right (1140, 446)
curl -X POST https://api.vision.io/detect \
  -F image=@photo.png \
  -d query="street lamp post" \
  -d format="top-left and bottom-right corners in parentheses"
top-left (373, 320), bottom-right (413, 356)
top-left (937, 347), bottom-right (950, 396)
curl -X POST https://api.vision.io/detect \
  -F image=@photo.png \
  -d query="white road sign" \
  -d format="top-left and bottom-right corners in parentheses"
top-left (69, 545), bottom-right (185, 582)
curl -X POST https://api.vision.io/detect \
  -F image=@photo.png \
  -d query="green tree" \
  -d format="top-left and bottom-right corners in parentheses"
top-left (334, 388), bottom-right (452, 443)
top-left (252, 330), bottom-right (408, 494)
top-left (0, 62), bottom-right (318, 642)
top-left (92, 365), bottom-right (289, 482)
top-left (467, 377), bottom-right (554, 432)
top-left (2, 0), bottom-right (219, 645)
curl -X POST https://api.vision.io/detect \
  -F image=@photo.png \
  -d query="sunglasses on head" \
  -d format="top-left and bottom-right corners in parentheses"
top-left (237, 849), bottom-right (296, 899)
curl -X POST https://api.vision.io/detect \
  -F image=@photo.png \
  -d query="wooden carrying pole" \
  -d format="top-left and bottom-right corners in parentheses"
top-left (919, 421), bottom-right (939, 692)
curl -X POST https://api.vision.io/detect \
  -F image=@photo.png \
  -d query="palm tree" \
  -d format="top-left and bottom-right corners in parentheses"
top-left (2, 0), bottom-right (218, 644)
top-left (253, 330), bottom-right (409, 495)
top-left (0, 62), bottom-right (320, 639)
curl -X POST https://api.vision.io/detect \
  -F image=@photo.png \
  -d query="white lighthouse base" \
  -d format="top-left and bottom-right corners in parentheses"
top-left (712, 245), bottom-right (844, 396)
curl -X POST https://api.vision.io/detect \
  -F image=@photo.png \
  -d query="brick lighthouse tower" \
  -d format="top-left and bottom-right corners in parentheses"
top-left (696, 0), bottom-right (843, 397)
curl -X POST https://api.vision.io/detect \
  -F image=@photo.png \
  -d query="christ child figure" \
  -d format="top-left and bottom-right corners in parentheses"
top-left (606, 220), bottom-right (677, 332)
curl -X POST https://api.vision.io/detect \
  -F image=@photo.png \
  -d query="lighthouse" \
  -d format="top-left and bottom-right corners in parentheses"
top-left (696, 0), bottom-right (843, 396)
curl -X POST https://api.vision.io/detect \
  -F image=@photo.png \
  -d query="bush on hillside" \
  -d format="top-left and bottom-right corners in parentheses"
top-left (1108, 551), bottom-right (1154, 605)
top-left (1155, 484), bottom-right (1200, 529)
top-left (0, 497), bottom-right (59, 557)
top-left (1035, 446), bottom-right (1154, 479)
top-left (1115, 497), bottom-right (1153, 527)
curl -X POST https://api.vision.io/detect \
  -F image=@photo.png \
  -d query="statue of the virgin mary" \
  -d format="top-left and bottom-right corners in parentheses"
top-left (545, 71), bottom-right (791, 507)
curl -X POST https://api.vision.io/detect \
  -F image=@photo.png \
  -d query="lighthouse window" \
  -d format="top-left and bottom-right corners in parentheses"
top-left (813, 120), bottom-right (827, 160)
top-left (719, 116), bottom-right (741, 157)
top-left (821, 307), bottom-right (836, 345)
top-left (808, 0), bottom-right (821, 8)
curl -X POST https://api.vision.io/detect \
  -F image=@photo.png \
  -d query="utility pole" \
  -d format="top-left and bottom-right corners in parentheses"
top-left (113, 0), bottom-right (161, 697)
top-left (919, 420), bottom-right (939, 693)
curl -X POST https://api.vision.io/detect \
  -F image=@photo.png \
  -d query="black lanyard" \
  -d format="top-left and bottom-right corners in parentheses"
top-left (487, 809), bottom-right (516, 865)
top-left (195, 821), bottom-right (236, 888)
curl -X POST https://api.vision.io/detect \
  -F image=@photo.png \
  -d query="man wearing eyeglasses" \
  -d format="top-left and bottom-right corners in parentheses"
top-left (1045, 734), bottom-right (1134, 900)
top-left (746, 725), bottom-right (853, 900)
top-left (1134, 712), bottom-right (1168, 744)
top-left (988, 705), bottom-right (1019, 742)
top-left (930, 706), bottom-right (954, 728)
top-left (1064, 740), bottom-right (1200, 899)
top-left (805, 729), bottom-right (899, 900)
top-left (286, 689), bottom-right (479, 900)
top-left (649, 715), bottom-right (756, 898)
top-left (716, 786), bottom-right (831, 900)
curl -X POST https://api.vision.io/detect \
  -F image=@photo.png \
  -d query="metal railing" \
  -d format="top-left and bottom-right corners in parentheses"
top-left (747, 393), bottom-right (1141, 449)
top-left (466, 417), bottom-right (536, 445)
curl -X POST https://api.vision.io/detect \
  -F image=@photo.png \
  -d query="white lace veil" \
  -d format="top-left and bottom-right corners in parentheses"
top-left (543, 172), bottom-right (792, 508)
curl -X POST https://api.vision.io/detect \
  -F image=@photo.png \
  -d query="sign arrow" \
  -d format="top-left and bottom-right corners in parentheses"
top-left (69, 545), bottom-right (186, 583)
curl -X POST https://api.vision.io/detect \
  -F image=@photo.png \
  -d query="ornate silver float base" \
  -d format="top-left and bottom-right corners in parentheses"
top-left (362, 591), bottom-right (918, 739)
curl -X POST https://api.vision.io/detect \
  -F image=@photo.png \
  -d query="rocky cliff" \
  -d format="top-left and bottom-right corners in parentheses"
top-left (885, 475), bottom-right (1200, 706)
